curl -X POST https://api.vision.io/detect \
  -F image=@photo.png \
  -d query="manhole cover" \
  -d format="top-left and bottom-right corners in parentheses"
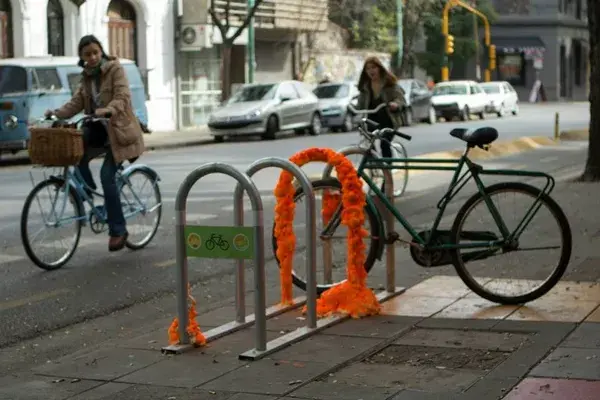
top-left (363, 344), bottom-right (511, 370)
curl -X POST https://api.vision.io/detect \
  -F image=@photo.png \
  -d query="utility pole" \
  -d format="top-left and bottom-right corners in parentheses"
top-left (396, 0), bottom-right (403, 75)
top-left (247, 0), bottom-right (256, 83)
top-left (473, 0), bottom-right (481, 81)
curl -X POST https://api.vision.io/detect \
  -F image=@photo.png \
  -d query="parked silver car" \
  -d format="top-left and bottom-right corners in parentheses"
top-left (313, 82), bottom-right (360, 132)
top-left (207, 80), bottom-right (322, 142)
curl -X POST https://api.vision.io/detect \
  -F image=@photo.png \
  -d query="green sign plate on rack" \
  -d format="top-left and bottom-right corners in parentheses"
top-left (184, 225), bottom-right (255, 259)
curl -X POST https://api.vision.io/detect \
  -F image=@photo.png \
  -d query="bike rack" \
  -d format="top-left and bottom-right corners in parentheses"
top-left (163, 162), bottom-right (274, 355)
top-left (321, 145), bottom-right (405, 299)
top-left (237, 157), bottom-right (349, 361)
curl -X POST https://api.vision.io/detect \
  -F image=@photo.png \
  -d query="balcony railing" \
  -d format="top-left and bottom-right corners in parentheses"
top-left (213, 0), bottom-right (327, 31)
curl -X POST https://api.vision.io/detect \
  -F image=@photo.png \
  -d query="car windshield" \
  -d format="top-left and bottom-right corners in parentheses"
top-left (481, 85), bottom-right (501, 94)
top-left (228, 84), bottom-right (277, 103)
top-left (397, 80), bottom-right (411, 93)
top-left (0, 66), bottom-right (28, 95)
top-left (313, 84), bottom-right (348, 99)
top-left (433, 85), bottom-right (468, 95)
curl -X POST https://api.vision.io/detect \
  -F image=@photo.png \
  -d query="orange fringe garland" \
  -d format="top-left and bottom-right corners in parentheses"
top-left (167, 284), bottom-right (206, 346)
top-left (273, 147), bottom-right (380, 318)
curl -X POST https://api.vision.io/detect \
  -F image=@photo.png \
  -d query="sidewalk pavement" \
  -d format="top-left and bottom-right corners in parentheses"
top-left (1, 172), bottom-right (600, 400)
top-left (144, 126), bottom-right (213, 151)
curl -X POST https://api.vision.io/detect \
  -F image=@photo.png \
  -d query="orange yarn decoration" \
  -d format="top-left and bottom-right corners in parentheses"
top-left (167, 284), bottom-right (206, 346)
top-left (273, 147), bottom-right (380, 318)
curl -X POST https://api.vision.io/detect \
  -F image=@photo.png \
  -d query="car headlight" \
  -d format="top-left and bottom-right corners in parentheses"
top-left (4, 115), bottom-right (17, 130)
top-left (247, 109), bottom-right (261, 118)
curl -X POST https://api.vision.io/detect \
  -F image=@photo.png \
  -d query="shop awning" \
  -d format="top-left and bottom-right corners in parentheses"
top-left (484, 37), bottom-right (546, 54)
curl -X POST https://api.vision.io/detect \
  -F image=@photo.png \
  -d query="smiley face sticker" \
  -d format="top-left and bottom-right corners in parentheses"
top-left (232, 233), bottom-right (250, 252)
top-left (187, 232), bottom-right (202, 250)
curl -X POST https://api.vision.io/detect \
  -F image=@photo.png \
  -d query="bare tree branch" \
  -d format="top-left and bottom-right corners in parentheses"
top-left (228, 0), bottom-right (266, 43)
top-left (225, 0), bottom-right (231, 30)
top-left (209, 0), bottom-right (228, 39)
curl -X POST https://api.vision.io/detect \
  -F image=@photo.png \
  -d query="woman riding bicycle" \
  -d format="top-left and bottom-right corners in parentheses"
top-left (355, 57), bottom-right (406, 157)
top-left (355, 57), bottom-right (406, 192)
top-left (45, 35), bottom-right (145, 252)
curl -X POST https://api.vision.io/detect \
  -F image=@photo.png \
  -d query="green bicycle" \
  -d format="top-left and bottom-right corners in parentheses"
top-left (272, 103), bottom-right (572, 305)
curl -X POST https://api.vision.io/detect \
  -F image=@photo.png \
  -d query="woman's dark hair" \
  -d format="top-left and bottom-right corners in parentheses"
top-left (357, 56), bottom-right (398, 90)
top-left (77, 35), bottom-right (109, 67)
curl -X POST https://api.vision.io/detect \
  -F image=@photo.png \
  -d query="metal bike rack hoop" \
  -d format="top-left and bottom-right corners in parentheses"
top-left (162, 162), bottom-right (264, 355)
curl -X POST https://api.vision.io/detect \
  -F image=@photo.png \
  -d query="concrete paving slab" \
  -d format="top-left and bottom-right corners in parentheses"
top-left (272, 334), bottom-right (380, 365)
top-left (31, 348), bottom-right (163, 381)
top-left (394, 328), bottom-right (530, 352)
top-left (530, 347), bottom-right (600, 380)
top-left (560, 322), bottom-right (600, 349)
top-left (200, 359), bottom-right (332, 396)
top-left (288, 380), bottom-right (400, 400)
top-left (321, 315), bottom-right (421, 339)
top-left (67, 382), bottom-right (133, 400)
top-left (79, 384), bottom-right (235, 400)
top-left (0, 375), bottom-right (102, 400)
top-left (502, 377), bottom-right (600, 400)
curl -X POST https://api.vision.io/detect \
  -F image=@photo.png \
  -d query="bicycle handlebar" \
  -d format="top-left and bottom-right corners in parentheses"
top-left (348, 104), bottom-right (412, 142)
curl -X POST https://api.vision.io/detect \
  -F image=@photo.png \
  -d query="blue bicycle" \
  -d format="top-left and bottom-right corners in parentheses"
top-left (20, 115), bottom-right (162, 270)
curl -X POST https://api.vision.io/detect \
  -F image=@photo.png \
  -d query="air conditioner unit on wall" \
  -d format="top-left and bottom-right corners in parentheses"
top-left (178, 24), bottom-right (212, 52)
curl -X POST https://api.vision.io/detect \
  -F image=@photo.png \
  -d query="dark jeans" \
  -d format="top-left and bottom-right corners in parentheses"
top-left (77, 124), bottom-right (127, 237)
top-left (376, 130), bottom-right (395, 194)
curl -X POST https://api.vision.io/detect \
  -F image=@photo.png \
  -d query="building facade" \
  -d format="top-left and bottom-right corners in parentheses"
top-left (0, 0), bottom-right (176, 130)
top-left (488, 0), bottom-right (588, 101)
top-left (175, 0), bottom-right (328, 128)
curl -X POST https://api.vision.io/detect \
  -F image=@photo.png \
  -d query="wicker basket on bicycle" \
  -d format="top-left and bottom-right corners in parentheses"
top-left (28, 123), bottom-right (84, 167)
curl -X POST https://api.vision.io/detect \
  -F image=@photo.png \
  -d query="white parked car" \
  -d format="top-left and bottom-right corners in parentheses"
top-left (431, 80), bottom-right (488, 121)
top-left (480, 81), bottom-right (520, 117)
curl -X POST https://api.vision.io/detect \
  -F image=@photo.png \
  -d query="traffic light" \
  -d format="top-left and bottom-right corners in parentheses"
top-left (489, 44), bottom-right (497, 70)
top-left (445, 34), bottom-right (455, 55)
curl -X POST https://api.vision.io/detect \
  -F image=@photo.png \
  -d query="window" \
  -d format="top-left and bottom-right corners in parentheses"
top-left (498, 54), bottom-right (525, 86)
top-left (278, 82), bottom-right (299, 100)
top-left (294, 81), bottom-right (316, 98)
top-left (0, 66), bottom-right (27, 94)
top-left (67, 73), bottom-right (81, 94)
top-left (47, 0), bottom-right (64, 56)
top-left (32, 68), bottom-right (62, 91)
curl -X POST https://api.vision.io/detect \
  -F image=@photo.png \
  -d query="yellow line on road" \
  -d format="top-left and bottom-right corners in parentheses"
top-left (154, 259), bottom-right (176, 268)
top-left (0, 288), bottom-right (71, 312)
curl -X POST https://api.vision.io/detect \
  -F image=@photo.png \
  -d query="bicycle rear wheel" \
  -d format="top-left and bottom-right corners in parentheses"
top-left (271, 178), bottom-right (383, 294)
top-left (21, 178), bottom-right (83, 270)
top-left (450, 182), bottom-right (572, 304)
top-left (120, 169), bottom-right (162, 250)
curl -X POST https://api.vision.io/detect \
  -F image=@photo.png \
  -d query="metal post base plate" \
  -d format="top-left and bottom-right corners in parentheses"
top-left (161, 296), bottom-right (306, 355)
top-left (238, 287), bottom-right (406, 361)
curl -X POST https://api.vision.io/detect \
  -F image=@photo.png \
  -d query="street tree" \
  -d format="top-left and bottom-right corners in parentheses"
top-left (329, 0), bottom-right (436, 76)
top-left (580, 0), bottom-right (600, 181)
top-left (418, 0), bottom-right (496, 82)
top-left (209, 0), bottom-right (265, 101)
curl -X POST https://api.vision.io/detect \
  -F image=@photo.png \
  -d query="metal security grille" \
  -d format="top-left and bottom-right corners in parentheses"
top-left (47, 0), bottom-right (64, 56)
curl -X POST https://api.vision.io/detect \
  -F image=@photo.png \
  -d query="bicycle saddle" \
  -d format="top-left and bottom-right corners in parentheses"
top-left (449, 127), bottom-right (498, 146)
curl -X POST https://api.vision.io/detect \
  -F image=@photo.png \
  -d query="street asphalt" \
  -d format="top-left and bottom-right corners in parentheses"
top-left (0, 102), bottom-right (589, 363)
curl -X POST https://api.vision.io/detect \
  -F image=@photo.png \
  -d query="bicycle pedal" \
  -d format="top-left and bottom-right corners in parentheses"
top-left (385, 231), bottom-right (400, 244)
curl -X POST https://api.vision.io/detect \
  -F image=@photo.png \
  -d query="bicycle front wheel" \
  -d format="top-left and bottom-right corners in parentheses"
top-left (450, 182), bottom-right (572, 304)
top-left (21, 179), bottom-right (83, 270)
top-left (271, 178), bottom-right (383, 294)
top-left (391, 141), bottom-right (409, 197)
top-left (120, 169), bottom-right (162, 250)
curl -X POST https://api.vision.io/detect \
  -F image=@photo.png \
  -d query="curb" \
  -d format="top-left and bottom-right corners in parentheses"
top-left (310, 136), bottom-right (558, 181)
top-left (144, 136), bottom-right (214, 151)
top-left (559, 129), bottom-right (588, 141)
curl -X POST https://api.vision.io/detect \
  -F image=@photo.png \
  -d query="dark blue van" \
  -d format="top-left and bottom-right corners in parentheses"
top-left (0, 56), bottom-right (149, 156)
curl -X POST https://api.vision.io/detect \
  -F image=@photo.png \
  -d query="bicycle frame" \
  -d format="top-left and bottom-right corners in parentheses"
top-left (323, 144), bottom-right (556, 251)
top-left (33, 165), bottom-right (152, 228)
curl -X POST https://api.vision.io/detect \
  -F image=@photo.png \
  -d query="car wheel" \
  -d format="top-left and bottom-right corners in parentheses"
top-left (426, 106), bottom-right (436, 125)
top-left (214, 135), bottom-right (225, 143)
top-left (403, 108), bottom-right (413, 126)
top-left (341, 113), bottom-right (353, 132)
top-left (512, 104), bottom-right (519, 116)
top-left (460, 106), bottom-right (470, 121)
top-left (262, 115), bottom-right (278, 140)
top-left (497, 103), bottom-right (506, 118)
top-left (478, 111), bottom-right (485, 120)
top-left (309, 113), bottom-right (322, 136)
